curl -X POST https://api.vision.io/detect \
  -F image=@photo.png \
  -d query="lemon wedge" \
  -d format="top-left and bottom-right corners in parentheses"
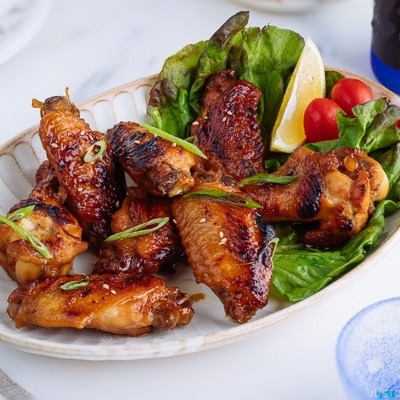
top-left (269, 37), bottom-right (325, 153)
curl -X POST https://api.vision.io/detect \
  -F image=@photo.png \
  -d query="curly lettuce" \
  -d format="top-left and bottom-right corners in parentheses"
top-left (147, 11), bottom-right (304, 142)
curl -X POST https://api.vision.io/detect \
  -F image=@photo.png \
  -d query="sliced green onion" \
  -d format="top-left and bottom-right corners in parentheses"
top-left (27, 235), bottom-right (51, 259)
top-left (105, 217), bottom-right (170, 242)
top-left (0, 210), bottom-right (51, 259)
top-left (240, 173), bottom-right (298, 186)
top-left (264, 159), bottom-right (281, 172)
top-left (60, 275), bottom-right (90, 291)
top-left (83, 140), bottom-right (107, 162)
top-left (183, 189), bottom-right (262, 209)
top-left (142, 123), bottom-right (207, 159)
top-left (267, 237), bottom-right (279, 258)
top-left (7, 205), bottom-right (35, 221)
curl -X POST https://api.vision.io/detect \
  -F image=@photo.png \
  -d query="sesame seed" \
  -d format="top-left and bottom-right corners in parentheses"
top-left (110, 289), bottom-right (117, 295)
top-left (192, 121), bottom-right (199, 126)
top-left (171, 142), bottom-right (177, 147)
top-left (199, 218), bottom-right (206, 223)
top-left (222, 116), bottom-right (227, 122)
top-left (50, 143), bottom-right (58, 148)
top-left (218, 238), bottom-right (227, 246)
top-left (134, 140), bottom-right (141, 144)
top-left (102, 284), bottom-right (110, 290)
top-left (219, 231), bottom-right (224, 238)
top-left (226, 110), bottom-right (233, 116)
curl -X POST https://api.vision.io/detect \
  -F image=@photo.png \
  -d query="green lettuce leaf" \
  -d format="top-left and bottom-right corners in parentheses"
top-left (376, 143), bottom-right (400, 202)
top-left (271, 199), bottom-right (394, 302)
top-left (147, 11), bottom-right (304, 142)
top-left (147, 41), bottom-right (207, 138)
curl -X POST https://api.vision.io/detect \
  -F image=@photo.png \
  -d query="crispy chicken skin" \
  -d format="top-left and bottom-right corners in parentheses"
top-left (190, 69), bottom-right (265, 180)
top-left (7, 273), bottom-right (194, 336)
top-left (109, 121), bottom-right (198, 197)
top-left (94, 186), bottom-right (184, 276)
top-left (0, 162), bottom-right (88, 284)
top-left (247, 146), bottom-right (389, 248)
top-left (172, 176), bottom-right (276, 323)
top-left (32, 91), bottom-right (126, 247)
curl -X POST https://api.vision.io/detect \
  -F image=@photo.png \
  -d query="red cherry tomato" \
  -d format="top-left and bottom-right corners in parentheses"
top-left (331, 78), bottom-right (373, 117)
top-left (303, 98), bottom-right (341, 143)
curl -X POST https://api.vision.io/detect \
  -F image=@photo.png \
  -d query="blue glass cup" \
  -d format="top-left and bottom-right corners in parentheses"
top-left (336, 298), bottom-right (400, 399)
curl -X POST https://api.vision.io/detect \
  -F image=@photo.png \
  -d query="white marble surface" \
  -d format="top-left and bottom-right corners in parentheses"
top-left (1, 1), bottom-right (399, 399)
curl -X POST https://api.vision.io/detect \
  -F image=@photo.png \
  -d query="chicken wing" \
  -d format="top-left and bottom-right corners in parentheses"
top-left (0, 162), bottom-right (88, 284)
top-left (190, 69), bottom-right (265, 180)
top-left (94, 186), bottom-right (184, 276)
top-left (7, 273), bottom-right (194, 336)
top-left (109, 121), bottom-right (198, 197)
top-left (247, 146), bottom-right (389, 248)
top-left (172, 175), bottom-right (276, 323)
top-left (32, 90), bottom-right (126, 247)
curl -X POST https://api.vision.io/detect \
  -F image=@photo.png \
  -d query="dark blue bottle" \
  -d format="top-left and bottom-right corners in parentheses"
top-left (371, 0), bottom-right (400, 94)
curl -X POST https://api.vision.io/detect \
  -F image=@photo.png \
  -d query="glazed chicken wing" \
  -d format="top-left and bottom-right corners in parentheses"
top-left (109, 121), bottom-right (198, 197)
top-left (94, 186), bottom-right (184, 276)
top-left (247, 146), bottom-right (389, 248)
top-left (0, 162), bottom-right (88, 284)
top-left (172, 175), bottom-right (276, 323)
top-left (7, 273), bottom-right (194, 336)
top-left (32, 90), bottom-right (126, 247)
top-left (190, 69), bottom-right (265, 180)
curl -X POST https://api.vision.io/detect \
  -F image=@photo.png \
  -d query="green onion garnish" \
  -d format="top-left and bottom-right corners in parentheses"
top-left (142, 123), bottom-right (207, 159)
top-left (0, 206), bottom-right (51, 258)
top-left (83, 140), bottom-right (107, 162)
top-left (267, 237), bottom-right (279, 258)
top-left (240, 173), bottom-right (298, 186)
top-left (7, 205), bottom-right (35, 221)
top-left (183, 189), bottom-right (262, 209)
top-left (60, 275), bottom-right (90, 291)
top-left (105, 217), bottom-right (170, 242)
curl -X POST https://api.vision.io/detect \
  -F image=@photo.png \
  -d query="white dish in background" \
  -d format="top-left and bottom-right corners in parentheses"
top-left (230, 0), bottom-right (345, 14)
top-left (0, 73), bottom-right (399, 361)
top-left (0, 0), bottom-right (51, 65)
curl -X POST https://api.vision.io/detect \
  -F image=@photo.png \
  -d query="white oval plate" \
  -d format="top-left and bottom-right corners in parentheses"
top-left (0, 0), bottom-right (51, 65)
top-left (0, 73), bottom-right (399, 360)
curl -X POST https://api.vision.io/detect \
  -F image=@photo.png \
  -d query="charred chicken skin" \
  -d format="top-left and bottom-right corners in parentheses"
top-left (32, 90), bottom-right (126, 248)
top-left (7, 273), bottom-right (194, 336)
top-left (247, 146), bottom-right (389, 248)
top-left (109, 121), bottom-right (198, 197)
top-left (172, 176), bottom-right (276, 323)
top-left (0, 162), bottom-right (88, 284)
top-left (190, 69), bottom-right (265, 180)
top-left (94, 186), bottom-right (184, 276)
